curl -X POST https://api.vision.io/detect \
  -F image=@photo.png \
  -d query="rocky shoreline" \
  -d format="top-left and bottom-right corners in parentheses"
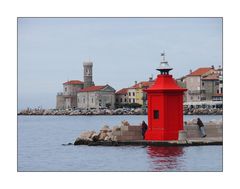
top-left (18, 107), bottom-right (223, 116)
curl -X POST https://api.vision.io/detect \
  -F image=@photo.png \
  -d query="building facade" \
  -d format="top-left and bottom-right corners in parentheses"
top-left (183, 66), bottom-right (223, 102)
top-left (127, 87), bottom-right (137, 104)
top-left (77, 85), bottom-right (116, 109)
top-left (115, 79), bottom-right (155, 108)
top-left (127, 79), bottom-right (155, 105)
top-left (184, 67), bottom-right (215, 102)
top-left (56, 80), bottom-right (84, 109)
top-left (115, 88), bottom-right (129, 107)
top-left (201, 73), bottom-right (220, 101)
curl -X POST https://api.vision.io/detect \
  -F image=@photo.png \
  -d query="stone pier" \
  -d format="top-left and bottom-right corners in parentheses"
top-left (73, 120), bottom-right (223, 146)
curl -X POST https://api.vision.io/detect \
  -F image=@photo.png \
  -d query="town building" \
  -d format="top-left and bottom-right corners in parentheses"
top-left (184, 67), bottom-right (215, 102)
top-left (201, 73), bottom-right (220, 101)
top-left (176, 76), bottom-right (187, 102)
top-left (181, 65), bottom-right (223, 102)
top-left (128, 79), bottom-right (155, 105)
top-left (115, 78), bottom-right (155, 108)
top-left (56, 80), bottom-right (84, 109)
top-left (115, 88), bottom-right (129, 108)
top-left (56, 61), bottom-right (95, 109)
top-left (127, 85), bottom-right (137, 104)
top-left (77, 85), bottom-right (116, 109)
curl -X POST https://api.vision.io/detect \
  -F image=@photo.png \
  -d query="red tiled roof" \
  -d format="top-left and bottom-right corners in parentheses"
top-left (116, 88), bottom-right (129, 95)
top-left (63, 80), bottom-right (84, 85)
top-left (202, 73), bottom-right (219, 80)
top-left (130, 81), bottom-right (155, 89)
top-left (188, 68), bottom-right (213, 76)
top-left (79, 85), bottom-right (106, 92)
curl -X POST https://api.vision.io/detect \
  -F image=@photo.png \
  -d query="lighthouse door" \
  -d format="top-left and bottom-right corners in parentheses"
top-left (151, 95), bottom-right (163, 129)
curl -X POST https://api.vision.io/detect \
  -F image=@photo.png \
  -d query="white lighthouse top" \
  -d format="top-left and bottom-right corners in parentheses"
top-left (157, 52), bottom-right (173, 74)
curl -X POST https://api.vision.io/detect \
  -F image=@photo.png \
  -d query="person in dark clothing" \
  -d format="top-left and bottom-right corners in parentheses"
top-left (141, 121), bottom-right (148, 139)
top-left (197, 118), bottom-right (207, 138)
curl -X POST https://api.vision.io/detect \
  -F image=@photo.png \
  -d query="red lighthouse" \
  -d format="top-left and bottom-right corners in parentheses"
top-left (145, 53), bottom-right (187, 141)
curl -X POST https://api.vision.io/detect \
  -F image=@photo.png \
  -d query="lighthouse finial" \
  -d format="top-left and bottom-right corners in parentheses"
top-left (161, 51), bottom-right (165, 62)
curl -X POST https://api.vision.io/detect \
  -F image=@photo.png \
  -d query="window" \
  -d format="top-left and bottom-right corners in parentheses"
top-left (129, 92), bottom-right (131, 96)
top-left (92, 98), bottom-right (94, 103)
top-left (153, 110), bottom-right (159, 119)
top-left (221, 88), bottom-right (223, 94)
top-left (202, 82), bottom-right (204, 86)
top-left (133, 92), bottom-right (135, 96)
top-left (120, 98), bottom-right (122, 102)
top-left (116, 99), bottom-right (118, 102)
top-left (133, 99), bottom-right (135, 103)
top-left (83, 98), bottom-right (85, 103)
top-left (65, 87), bottom-right (67, 92)
top-left (125, 99), bottom-right (127, 102)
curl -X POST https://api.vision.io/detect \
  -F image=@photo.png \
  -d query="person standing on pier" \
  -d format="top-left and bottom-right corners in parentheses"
top-left (197, 118), bottom-right (207, 138)
top-left (141, 121), bottom-right (148, 139)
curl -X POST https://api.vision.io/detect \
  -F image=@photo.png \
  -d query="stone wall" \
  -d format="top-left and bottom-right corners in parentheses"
top-left (113, 125), bottom-right (143, 141)
top-left (77, 91), bottom-right (115, 109)
top-left (56, 95), bottom-right (65, 109)
top-left (184, 119), bottom-right (223, 139)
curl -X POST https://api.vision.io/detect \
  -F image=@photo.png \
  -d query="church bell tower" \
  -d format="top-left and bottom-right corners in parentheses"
top-left (83, 61), bottom-right (95, 88)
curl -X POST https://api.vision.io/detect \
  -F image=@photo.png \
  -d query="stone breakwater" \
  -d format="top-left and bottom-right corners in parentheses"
top-left (73, 119), bottom-right (223, 146)
top-left (18, 107), bottom-right (222, 116)
top-left (74, 121), bottom-right (143, 145)
top-left (184, 107), bottom-right (222, 115)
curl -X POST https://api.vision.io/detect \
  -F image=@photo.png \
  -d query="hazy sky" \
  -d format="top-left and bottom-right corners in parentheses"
top-left (18, 18), bottom-right (222, 109)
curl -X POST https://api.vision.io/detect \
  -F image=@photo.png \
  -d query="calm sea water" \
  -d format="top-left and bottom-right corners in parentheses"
top-left (18, 115), bottom-right (222, 171)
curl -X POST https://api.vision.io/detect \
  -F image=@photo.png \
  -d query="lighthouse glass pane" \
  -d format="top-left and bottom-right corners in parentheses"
top-left (153, 110), bottom-right (159, 119)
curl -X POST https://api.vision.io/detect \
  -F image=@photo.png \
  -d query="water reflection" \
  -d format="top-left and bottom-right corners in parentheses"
top-left (147, 146), bottom-right (184, 171)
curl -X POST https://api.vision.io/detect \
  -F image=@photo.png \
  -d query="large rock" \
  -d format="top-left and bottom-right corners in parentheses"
top-left (99, 132), bottom-right (108, 141)
top-left (104, 136), bottom-right (111, 141)
top-left (80, 131), bottom-right (96, 140)
top-left (105, 109), bottom-right (113, 115)
top-left (91, 133), bottom-right (100, 142)
top-left (74, 137), bottom-right (93, 145)
top-left (134, 108), bottom-right (143, 115)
